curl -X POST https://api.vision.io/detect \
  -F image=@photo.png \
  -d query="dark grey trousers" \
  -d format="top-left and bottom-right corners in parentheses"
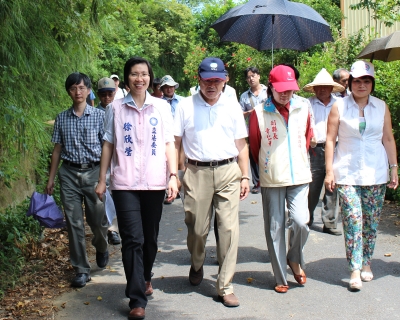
top-left (59, 164), bottom-right (108, 274)
top-left (308, 146), bottom-right (339, 228)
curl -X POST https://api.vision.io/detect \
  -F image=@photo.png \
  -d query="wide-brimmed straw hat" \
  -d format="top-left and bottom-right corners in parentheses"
top-left (303, 68), bottom-right (345, 93)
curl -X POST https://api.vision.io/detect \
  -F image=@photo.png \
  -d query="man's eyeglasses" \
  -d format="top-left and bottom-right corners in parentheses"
top-left (69, 86), bottom-right (87, 93)
top-left (130, 73), bottom-right (150, 79)
top-left (99, 92), bottom-right (114, 97)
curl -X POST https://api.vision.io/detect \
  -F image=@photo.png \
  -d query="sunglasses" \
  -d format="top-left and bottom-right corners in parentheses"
top-left (99, 92), bottom-right (114, 97)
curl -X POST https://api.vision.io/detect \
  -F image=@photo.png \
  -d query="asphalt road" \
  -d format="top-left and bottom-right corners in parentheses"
top-left (54, 192), bottom-right (400, 319)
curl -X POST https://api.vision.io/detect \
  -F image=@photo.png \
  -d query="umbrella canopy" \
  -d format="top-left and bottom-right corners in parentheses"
top-left (27, 192), bottom-right (66, 228)
top-left (211, 0), bottom-right (333, 52)
top-left (357, 31), bottom-right (400, 62)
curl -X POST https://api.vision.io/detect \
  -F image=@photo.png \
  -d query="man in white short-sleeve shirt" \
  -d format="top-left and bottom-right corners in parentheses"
top-left (174, 57), bottom-right (249, 308)
top-left (303, 68), bottom-right (345, 236)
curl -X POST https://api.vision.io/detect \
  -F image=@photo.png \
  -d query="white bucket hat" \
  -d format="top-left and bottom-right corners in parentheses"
top-left (160, 75), bottom-right (179, 89)
top-left (350, 61), bottom-right (375, 78)
top-left (303, 68), bottom-right (345, 93)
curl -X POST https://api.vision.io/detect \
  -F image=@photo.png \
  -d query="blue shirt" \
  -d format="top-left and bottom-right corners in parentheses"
top-left (52, 105), bottom-right (105, 163)
top-left (162, 93), bottom-right (183, 117)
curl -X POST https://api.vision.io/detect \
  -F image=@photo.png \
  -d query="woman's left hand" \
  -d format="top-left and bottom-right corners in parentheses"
top-left (166, 176), bottom-right (179, 202)
top-left (388, 168), bottom-right (399, 189)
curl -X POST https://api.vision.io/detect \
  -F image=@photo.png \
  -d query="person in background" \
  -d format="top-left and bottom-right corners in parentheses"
top-left (45, 72), bottom-right (109, 288)
top-left (96, 57), bottom-right (178, 320)
top-left (240, 66), bottom-right (268, 194)
top-left (110, 74), bottom-right (128, 100)
top-left (96, 77), bottom-right (121, 246)
top-left (86, 89), bottom-right (96, 107)
top-left (223, 70), bottom-right (238, 100)
top-left (325, 61), bottom-right (398, 291)
top-left (160, 75), bottom-right (183, 117)
top-left (303, 68), bottom-right (344, 235)
top-left (160, 75), bottom-right (183, 205)
top-left (151, 78), bottom-right (163, 98)
top-left (174, 57), bottom-right (249, 308)
top-left (249, 65), bottom-right (314, 294)
top-left (332, 68), bottom-right (350, 98)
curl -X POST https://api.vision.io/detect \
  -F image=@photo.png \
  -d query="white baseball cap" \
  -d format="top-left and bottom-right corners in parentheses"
top-left (110, 74), bottom-right (119, 80)
top-left (350, 61), bottom-right (375, 78)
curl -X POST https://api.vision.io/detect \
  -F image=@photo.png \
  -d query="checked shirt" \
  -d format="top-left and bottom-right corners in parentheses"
top-left (52, 105), bottom-right (105, 164)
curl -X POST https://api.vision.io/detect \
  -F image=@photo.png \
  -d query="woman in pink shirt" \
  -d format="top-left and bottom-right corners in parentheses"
top-left (96, 57), bottom-right (178, 320)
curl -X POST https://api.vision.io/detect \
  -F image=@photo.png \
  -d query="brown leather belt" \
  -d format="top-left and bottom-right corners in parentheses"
top-left (187, 157), bottom-right (235, 167)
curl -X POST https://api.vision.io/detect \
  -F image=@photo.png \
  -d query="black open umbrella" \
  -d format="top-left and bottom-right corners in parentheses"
top-left (357, 30), bottom-right (400, 62)
top-left (211, 0), bottom-right (333, 64)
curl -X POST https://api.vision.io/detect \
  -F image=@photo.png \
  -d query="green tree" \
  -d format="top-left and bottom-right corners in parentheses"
top-left (0, 0), bottom-right (99, 186)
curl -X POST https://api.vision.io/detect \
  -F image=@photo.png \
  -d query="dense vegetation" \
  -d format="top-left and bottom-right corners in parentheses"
top-left (1, 0), bottom-right (399, 298)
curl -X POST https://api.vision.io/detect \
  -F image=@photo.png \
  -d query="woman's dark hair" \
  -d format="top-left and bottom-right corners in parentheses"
top-left (124, 57), bottom-right (154, 88)
top-left (267, 82), bottom-right (273, 96)
top-left (244, 66), bottom-right (260, 78)
top-left (65, 72), bottom-right (92, 92)
top-left (348, 75), bottom-right (375, 93)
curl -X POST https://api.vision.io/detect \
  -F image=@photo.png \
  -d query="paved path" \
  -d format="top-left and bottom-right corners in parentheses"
top-left (54, 193), bottom-right (400, 319)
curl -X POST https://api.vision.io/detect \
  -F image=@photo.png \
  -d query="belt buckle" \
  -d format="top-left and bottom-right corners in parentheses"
top-left (81, 163), bottom-right (89, 169)
top-left (210, 161), bottom-right (218, 167)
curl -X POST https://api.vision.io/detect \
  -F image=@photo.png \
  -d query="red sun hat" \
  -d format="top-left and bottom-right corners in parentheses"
top-left (269, 65), bottom-right (299, 92)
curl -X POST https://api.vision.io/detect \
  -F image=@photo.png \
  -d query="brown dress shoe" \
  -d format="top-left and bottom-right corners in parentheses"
top-left (128, 307), bottom-right (145, 319)
top-left (218, 293), bottom-right (240, 307)
top-left (287, 259), bottom-right (306, 285)
top-left (189, 265), bottom-right (203, 286)
top-left (145, 281), bottom-right (153, 296)
top-left (274, 284), bottom-right (289, 293)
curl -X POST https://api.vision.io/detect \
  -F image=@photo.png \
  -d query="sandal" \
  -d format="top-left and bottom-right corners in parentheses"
top-left (360, 271), bottom-right (374, 282)
top-left (287, 259), bottom-right (306, 285)
top-left (349, 277), bottom-right (362, 291)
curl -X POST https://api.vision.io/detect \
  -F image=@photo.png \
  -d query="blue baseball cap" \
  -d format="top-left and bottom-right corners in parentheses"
top-left (198, 57), bottom-right (226, 81)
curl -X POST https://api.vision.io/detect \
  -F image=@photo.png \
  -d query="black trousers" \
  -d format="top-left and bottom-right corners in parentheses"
top-left (112, 190), bottom-right (165, 309)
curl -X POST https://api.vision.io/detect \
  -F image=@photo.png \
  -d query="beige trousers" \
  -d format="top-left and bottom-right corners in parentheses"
top-left (183, 161), bottom-right (241, 296)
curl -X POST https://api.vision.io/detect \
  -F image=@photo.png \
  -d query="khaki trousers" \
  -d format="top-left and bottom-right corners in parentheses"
top-left (183, 161), bottom-right (241, 296)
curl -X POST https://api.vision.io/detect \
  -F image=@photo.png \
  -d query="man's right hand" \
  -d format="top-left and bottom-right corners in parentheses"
top-left (45, 181), bottom-right (55, 195)
top-left (95, 181), bottom-right (106, 201)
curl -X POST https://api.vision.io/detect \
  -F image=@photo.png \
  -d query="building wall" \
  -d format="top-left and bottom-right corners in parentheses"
top-left (342, 0), bottom-right (400, 37)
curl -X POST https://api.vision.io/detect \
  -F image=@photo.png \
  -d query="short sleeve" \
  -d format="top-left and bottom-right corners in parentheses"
top-left (173, 101), bottom-right (185, 137)
top-left (103, 104), bottom-right (114, 144)
top-left (233, 101), bottom-right (248, 139)
top-left (51, 114), bottom-right (62, 145)
top-left (90, 90), bottom-right (96, 100)
top-left (159, 102), bottom-right (175, 143)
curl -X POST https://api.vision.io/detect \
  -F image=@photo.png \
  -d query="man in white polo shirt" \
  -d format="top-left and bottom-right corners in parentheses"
top-left (303, 68), bottom-right (345, 235)
top-left (174, 57), bottom-right (249, 308)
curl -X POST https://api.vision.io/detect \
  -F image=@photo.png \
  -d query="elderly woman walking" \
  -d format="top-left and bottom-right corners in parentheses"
top-left (249, 65), bottom-right (314, 293)
top-left (325, 61), bottom-right (398, 291)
